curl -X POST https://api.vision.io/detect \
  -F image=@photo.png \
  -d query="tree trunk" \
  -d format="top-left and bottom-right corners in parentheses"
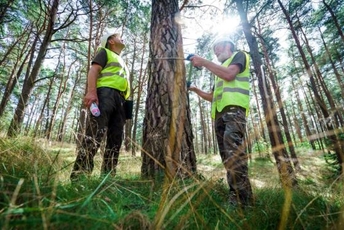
top-left (7, 0), bottom-right (59, 137)
top-left (277, 0), bottom-right (344, 175)
top-left (198, 97), bottom-right (208, 154)
top-left (267, 68), bottom-right (300, 169)
top-left (46, 45), bottom-right (70, 140)
top-left (141, 0), bottom-right (195, 179)
top-left (235, 0), bottom-right (297, 188)
top-left (58, 63), bottom-right (82, 142)
top-left (0, 51), bottom-right (29, 117)
top-left (318, 26), bottom-right (344, 101)
top-left (297, 14), bottom-right (343, 127)
top-left (24, 95), bottom-right (40, 135)
top-left (132, 35), bottom-right (148, 156)
top-left (124, 38), bottom-right (138, 152)
top-left (322, 0), bottom-right (344, 43)
top-left (251, 73), bottom-right (268, 153)
top-left (257, 18), bottom-right (300, 170)
top-left (181, 93), bottom-right (197, 174)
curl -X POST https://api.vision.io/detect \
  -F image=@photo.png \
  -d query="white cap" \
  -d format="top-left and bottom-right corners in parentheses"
top-left (100, 33), bottom-right (120, 48)
top-left (212, 37), bottom-right (235, 51)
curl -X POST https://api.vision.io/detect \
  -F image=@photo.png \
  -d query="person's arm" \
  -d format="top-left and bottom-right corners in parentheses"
top-left (84, 64), bottom-right (102, 107)
top-left (188, 86), bottom-right (213, 102)
top-left (83, 49), bottom-right (107, 107)
top-left (190, 53), bottom-right (244, 82)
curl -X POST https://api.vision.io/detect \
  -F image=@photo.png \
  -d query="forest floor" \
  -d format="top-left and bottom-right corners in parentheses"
top-left (1, 138), bottom-right (343, 229)
top-left (48, 140), bottom-right (336, 196)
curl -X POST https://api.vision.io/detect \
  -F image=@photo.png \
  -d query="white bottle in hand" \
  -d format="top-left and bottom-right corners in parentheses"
top-left (90, 102), bottom-right (100, 117)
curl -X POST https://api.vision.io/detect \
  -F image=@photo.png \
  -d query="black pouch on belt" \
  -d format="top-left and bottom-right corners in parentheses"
top-left (124, 100), bottom-right (133, 120)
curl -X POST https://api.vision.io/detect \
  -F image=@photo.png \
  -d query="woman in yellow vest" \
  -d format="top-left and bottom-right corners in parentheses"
top-left (189, 38), bottom-right (253, 207)
top-left (70, 32), bottom-right (130, 182)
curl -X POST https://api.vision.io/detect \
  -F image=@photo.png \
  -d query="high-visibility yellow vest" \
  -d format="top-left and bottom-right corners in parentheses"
top-left (211, 51), bottom-right (250, 119)
top-left (97, 48), bottom-right (130, 99)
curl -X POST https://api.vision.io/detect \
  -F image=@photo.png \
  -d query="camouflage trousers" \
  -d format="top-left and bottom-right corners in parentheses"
top-left (70, 87), bottom-right (126, 182)
top-left (215, 106), bottom-right (253, 206)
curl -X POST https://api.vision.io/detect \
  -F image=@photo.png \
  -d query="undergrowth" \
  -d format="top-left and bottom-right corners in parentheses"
top-left (0, 137), bottom-right (343, 229)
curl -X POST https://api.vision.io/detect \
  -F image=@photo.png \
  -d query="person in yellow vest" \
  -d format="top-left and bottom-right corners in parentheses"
top-left (70, 32), bottom-right (130, 182)
top-left (189, 38), bottom-right (253, 207)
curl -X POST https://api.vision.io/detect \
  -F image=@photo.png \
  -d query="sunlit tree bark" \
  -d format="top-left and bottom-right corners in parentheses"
top-left (141, 0), bottom-right (196, 179)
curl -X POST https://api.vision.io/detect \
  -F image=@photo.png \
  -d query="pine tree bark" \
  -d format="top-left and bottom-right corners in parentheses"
top-left (141, 0), bottom-right (196, 179)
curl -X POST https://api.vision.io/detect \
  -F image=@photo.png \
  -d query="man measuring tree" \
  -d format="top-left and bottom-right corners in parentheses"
top-left (188, 38), bottom-right (253, 207)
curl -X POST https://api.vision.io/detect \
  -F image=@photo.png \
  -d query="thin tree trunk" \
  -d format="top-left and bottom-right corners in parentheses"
top-left (236, 0), bottom-right (297, 188)
top-left (297, 15), bottom-right (343, 127)
top-left (257, 18), bottom-right (300, 170)
top-left (198, 97), bottom-right (208, 154)
top-left (318, 26), bottom-right (344, 126)
top-left (322, 0), bottom-right (344, 43)
top-left (277, 0), bottom-right (343, 174)
top-left (252, 73), bottom-right (268, 153)
top-left (193, 109), bottom-right (199, 153)
top-left (33, 76), bottom-right (54, 138)
top-left (24, 95), bottom-right (40, 135)
top-left (124, 38), bottom-right (138, 152)
top-left (289, 96), bottom-right (303, 143)
top-left (7, 0), bottom-right (59, 137)
top-left (58, 63), bottom-right (82, 142)
top-left (0, 50), bottom-right (31, 117)
top-left (46, 46), bottom-right (69, 140)
top-left (249, 109), bottom-right (262, 157)
top-left (132, 35), bottom-right (148, 156)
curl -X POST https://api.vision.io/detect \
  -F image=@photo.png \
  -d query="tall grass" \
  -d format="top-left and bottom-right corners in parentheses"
top-left (0, 137), bottom-right (343, 229)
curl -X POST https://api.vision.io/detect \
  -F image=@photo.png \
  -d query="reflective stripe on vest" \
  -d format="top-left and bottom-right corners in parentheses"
top-left (211, 51), bottom-right (250, 119)
top-left (97, 48), bottom-right (130, 99)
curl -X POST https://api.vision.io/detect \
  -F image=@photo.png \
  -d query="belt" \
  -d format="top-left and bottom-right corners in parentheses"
top-left (227, 105), bottom-right (246, 113)
top-left (215, 105), bottom-right (246, 120)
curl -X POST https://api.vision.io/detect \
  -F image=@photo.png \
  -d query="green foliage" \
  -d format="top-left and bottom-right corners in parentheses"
top-left (0, 137), bottom-right (343, 229)
top-left (252, 140), bottom-right (270, 153)
top-left (322, 132), bottom-right (344, 177)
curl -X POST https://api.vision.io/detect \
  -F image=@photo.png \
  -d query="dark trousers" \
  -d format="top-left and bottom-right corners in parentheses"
top-left (71, 87), bottom-right (126, 181)
top-left (215, 106), bottom-right (253, 205)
